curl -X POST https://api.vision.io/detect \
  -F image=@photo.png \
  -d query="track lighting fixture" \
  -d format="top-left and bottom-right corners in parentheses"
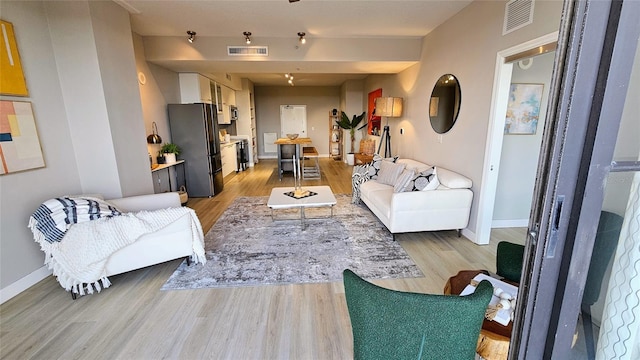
top-left (187, 30), bottom-right (196, 43)
top-left (285, 73), bottom-right (294, 86)
top-left (298, 32), bottom-right (306, 44)
top-left (243, 31), bottom-right (252, 44)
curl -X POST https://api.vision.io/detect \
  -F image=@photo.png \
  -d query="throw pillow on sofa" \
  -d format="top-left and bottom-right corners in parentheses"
top-left (351, 163), bottom-right (372, 204)
top-left (405, 167), bottom-right (440, 191)
top-left (368, 154), bottom-right (399, 179)
top-left (394, 168), bottom-right (416, 192)
top-left (377, 160), bottom-right (407, 186)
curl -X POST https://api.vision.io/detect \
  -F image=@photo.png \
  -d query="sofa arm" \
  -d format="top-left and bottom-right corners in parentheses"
top-left (107, 193), bottom-right (181, 212)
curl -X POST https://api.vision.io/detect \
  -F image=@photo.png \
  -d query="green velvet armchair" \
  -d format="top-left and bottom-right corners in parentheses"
top-left (495, 211), bottom-right (623, 360)
top-left (342, 269), bottom-right (493, 360)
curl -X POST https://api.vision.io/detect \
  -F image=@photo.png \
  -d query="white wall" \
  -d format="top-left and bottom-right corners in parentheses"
top-left (132, 33), bottom-right (181, 163)
top-left (362, 0), bottom-right (563, 240)
top-left (340, 80), bottom-right (365, 156)
top-left (493, 51), bottom-right (555, 225)
top-left (254, 86), bottom-right (340, 157)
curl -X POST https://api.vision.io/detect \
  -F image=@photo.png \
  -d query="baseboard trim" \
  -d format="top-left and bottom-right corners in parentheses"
top-left (462, 228), bottom-right (487, 245)
top-left (0, 266), bottom-right (51, 304)
top-left (492, 219), bottom-right (529, 228)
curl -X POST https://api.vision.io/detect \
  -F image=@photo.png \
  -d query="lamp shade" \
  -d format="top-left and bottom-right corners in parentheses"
top-left (375, 97), bottom-right (403, 117)
top-left (147, 122), bottom-right (162, 144)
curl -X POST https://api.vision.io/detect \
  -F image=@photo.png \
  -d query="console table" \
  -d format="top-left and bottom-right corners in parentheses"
top-left (151, 160), bottom-right (186, 193)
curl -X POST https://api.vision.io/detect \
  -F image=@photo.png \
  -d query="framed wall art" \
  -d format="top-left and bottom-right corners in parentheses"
top-left (0, 20), bottom-right (28, 96)
top-left (504, 83), bottom-right (544, 135)
top-left (367, 88), bottom-right (382, 135)
top-left (0, 101), bottom-right (45, 175)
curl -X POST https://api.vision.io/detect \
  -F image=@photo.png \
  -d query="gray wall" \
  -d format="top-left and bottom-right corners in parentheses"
top-left (493, 51), bottom-right (555, 225)
top-left (0, 0), bottom-right (154, 298)
top-left (254, 86), bottom-right (340, 157)
top-left (0, 1), bottom-right (82, 292)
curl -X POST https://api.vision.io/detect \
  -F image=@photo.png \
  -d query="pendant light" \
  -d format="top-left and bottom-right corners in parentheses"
top-left (146, 122), bottom-right (162, 144)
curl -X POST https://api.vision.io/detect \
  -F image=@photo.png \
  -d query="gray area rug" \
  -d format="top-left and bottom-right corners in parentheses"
top-left (161, 194), bottom-right (423, 290)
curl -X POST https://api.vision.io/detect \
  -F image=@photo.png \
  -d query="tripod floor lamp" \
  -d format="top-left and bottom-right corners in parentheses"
top-left (375, 97), bottom-right (403, 157)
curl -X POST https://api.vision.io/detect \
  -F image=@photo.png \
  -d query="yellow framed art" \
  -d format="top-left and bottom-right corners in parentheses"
top-left (0, 20), bottom-right (28, 97)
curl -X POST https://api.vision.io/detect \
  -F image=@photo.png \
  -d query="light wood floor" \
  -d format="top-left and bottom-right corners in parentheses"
top-left (0, 158), bottom-right (526, 359)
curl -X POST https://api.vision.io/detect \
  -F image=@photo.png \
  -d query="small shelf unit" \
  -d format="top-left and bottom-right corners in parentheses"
top-left (329, 111), bottom-right (342, 161)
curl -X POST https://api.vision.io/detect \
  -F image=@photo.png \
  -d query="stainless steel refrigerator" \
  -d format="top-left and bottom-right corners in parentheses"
top-left (168, 103), bottom-right (223, 197)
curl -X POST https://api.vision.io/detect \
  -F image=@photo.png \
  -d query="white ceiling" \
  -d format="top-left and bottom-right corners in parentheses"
top-left (119, 0), bottom-right (473, 86)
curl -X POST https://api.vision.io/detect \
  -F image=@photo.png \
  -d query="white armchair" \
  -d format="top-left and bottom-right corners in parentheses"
top-left (29, 192), bottom-right (205, 299)
top-left (104, 192), bottom-right (200, 278)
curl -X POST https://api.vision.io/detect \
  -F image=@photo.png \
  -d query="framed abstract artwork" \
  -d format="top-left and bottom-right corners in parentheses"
top-left (367, 88), bottom-right (382, 135)
top-left (0, 101), bottom-right (45, 174)
top-left (0, 20), bottom-right (28, 96)
top-left (504, 83), bottom-right (544, 135)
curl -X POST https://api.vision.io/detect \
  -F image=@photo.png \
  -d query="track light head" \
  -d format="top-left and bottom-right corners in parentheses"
top-left (298, 32), bottom-right (306, 44)
top-left (243, 31), bottom-right (252, 44)
top-left (187, 30), bottom-right (196, 43)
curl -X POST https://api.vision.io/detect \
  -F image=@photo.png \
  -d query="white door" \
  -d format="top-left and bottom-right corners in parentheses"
top-left (280, 105), bottom-right (307, 138)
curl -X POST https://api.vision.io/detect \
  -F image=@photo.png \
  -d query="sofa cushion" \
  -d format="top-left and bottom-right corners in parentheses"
top-left (368, 154), bottom-right (399, 179)
top-left (360, 180), bottom-right (391, 199)
top-left (397, 158), bottom-right (432, 173)
top-left (405, 167), bottom-right (440, 191)
top-left (377, 160), bottom-right (406, 186)
top-left (394, 169), bottom-right (416, 192)
top-left (436, 167), bottom-right (472, 189)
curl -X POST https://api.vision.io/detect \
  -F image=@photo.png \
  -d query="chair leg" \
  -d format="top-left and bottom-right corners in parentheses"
top-left (186, 256), bottom-right (192, 266)
top-left (582, 304), bottom-right (596, 360)
top-left (457, 229), bottom-right (462, 237)
top-left (70, 291), bottom-right (77, 300)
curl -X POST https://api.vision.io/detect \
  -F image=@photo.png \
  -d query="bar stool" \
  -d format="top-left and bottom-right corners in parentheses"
top-left (302, 146), bottom-right (320, 179)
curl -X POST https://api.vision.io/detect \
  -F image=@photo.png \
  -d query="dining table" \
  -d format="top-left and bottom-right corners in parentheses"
top-left (274, 137), bottom-right (312, 180)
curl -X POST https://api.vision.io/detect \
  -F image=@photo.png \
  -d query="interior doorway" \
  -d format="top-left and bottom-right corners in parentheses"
top-left (475, 31), bottom-right (559, 245)
top-left (280, 105), bottom-right (307, 138)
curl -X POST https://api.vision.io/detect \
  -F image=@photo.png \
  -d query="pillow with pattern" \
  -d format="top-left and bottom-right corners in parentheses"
top-left (394, 168), bottom-right (416, 192)
top-left (405, 167), bottom-right (440, 191)
top-left (368, 153), bottom-right (399, 179)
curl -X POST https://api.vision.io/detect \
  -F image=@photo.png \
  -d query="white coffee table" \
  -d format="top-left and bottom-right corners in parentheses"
top-left (267, 186), bottom-right (337, 229)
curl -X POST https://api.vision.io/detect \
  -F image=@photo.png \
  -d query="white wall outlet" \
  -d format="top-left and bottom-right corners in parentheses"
top-left (438, 134), bottom-right (443, 143)
top-left (311, 126), bottom-right (315, 131)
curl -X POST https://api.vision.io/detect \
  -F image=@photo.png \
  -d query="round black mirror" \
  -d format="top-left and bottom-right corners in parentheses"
top-left (429, 74), bottom-right (461, 134)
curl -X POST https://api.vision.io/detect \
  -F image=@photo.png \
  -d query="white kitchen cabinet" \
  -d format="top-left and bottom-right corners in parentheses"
top-left (220, 142), bottom-right (237, 177)
top-left (217, 84), bottom-right (237, 124)
top-left (179, 73), bottom-right (212, 104)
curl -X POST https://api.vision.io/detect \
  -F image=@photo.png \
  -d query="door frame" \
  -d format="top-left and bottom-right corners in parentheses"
top-left (475, 32), bottom-right (559, 245)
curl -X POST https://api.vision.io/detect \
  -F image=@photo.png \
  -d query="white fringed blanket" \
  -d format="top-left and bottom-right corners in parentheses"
top-left (29, 207), bottom-right (206, 295)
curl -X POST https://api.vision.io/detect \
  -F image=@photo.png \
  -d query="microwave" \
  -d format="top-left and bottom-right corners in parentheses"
top-left (230, 106), bottom-right (238, 121)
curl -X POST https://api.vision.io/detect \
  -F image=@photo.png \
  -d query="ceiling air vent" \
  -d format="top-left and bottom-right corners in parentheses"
top-left (503, 0), bottom-right (535, 35)
top-left (227, 46), bottom-right (268, 56)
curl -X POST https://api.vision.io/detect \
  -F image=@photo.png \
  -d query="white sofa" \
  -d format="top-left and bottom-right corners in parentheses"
top-left (104, 192), bottom-right (198, 277)
top-left (359, 159), bottom-right (473, 235)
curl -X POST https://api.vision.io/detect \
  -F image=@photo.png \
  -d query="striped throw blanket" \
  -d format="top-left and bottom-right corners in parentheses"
top-left (28, 197), bottom-right (206, 295)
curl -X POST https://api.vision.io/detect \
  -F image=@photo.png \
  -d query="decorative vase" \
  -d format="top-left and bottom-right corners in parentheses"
top-left (164, 153), bottom-right (176, 164)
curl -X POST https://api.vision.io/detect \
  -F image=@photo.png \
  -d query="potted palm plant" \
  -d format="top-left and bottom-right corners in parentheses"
top-left (159, 143), bottom-right (181, 164)
top-left (336, 111), bottom-right (366, 165)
